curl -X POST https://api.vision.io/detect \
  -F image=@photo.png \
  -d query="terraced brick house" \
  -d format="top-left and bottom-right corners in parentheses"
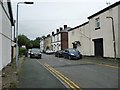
top-left (51, 25), bottom-right (71, 52)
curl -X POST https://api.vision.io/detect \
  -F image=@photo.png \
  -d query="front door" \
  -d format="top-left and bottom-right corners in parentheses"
top-left (93, 38), bottom-right (103, 57)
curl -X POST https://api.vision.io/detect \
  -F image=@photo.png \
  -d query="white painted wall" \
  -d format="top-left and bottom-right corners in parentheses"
top-left (79, 24), bottom-right (91, 56)
top-left (68, 5), bottom-right (120, 58)
top-left (40, 40), bottom-right (44, 52)
top-left (0, 1), bottom-right (12, 70)
top-left (51, 33), bottom-right (61, 52)
top-left (68, 28), bottom-right (81, 49)
top-left (0, 5), bottom-right (2, 70)
top-left (68, 23), bottom-right (91, 56)
top-left (118, 5), bottom-right (120, 58)
top-left (0, 34), bottom-right (2, 70)
top-left (3, 0), bottom-right (9, 15)
top-left (89, 6), bottom-right (119, 58)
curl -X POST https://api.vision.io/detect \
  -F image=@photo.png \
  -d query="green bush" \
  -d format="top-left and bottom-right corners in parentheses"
top-left (19, 48), bottom-right (26, 56)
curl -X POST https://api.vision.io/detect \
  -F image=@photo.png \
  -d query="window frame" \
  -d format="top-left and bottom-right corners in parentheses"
top-left (95, 17), bottom-right (100, 30)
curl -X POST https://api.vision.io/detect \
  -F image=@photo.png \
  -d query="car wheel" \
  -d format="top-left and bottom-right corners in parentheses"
top-left (63, 55), bottom-right (66, 59)
top-left (80, 54), bottom-right (82, 59)
top-left (30, 56), bottom-right (32, 58)
top-left (68, 56), bottom-right (71, 60)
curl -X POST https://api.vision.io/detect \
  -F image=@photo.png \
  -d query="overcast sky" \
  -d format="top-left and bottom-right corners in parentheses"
top-left (11, 0), bottom-right (119, 40)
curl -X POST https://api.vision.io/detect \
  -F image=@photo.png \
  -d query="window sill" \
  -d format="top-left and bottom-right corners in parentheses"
top-left (95, 27), bottom-right (100, 30)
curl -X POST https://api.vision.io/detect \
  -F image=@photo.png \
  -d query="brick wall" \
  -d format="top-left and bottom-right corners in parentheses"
top-left (61, 32), bottom-right (68, 50)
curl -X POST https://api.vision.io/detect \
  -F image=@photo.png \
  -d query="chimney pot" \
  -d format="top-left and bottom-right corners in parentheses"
top-left (60, 27), bottom-right (63, 31)
top-left (64, 25), bottom-right (67, 29)
top-left (47, 34), bottom-right (50, 37)
top-left (52, 32), bottom-right (54, 35)
top-left (56, 29), bottom-right (59, 33)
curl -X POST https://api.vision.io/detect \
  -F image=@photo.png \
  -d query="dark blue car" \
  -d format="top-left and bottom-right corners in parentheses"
top-left (55, 50), bottom-right (65, 57)
top-left (63, 48), bottom-right (82, 60)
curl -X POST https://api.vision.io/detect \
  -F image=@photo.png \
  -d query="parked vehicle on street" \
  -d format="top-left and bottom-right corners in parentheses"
top-left (55, 50), bottom-right (65, 57)
top-left (45, 49), bottom-right (54, 54)
top-left (30, 48), bottom-right (41, 59)
top-left (28, 49), bottom-right (31, 55)
top-left (26, 49), bottom-right (31, 57)
top-left (63, 48), bottom-right (82, 60)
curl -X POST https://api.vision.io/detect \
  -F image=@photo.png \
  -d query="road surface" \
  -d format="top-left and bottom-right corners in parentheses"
top-left (19, 53), bottom-right (119, 89)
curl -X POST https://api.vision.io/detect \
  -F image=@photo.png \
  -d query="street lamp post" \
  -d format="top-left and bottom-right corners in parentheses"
top-left (16, 2), bottom-right (34, 68)
top-left (106, 17), bottom-right (116, 60)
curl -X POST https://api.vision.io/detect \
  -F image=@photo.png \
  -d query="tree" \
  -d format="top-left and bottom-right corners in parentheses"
top-left (35, 37), bottom-right (41, 42)
top-left (32, 37), bottom-right (40, 48)
top-left (42, 35), bottom-right (45, 40)
top-left (26, 41), bottom-right (33, 49)
top-left (18, 34), bottom-right (30, 48)
top-left (18, 34), bottom-right (41, 49)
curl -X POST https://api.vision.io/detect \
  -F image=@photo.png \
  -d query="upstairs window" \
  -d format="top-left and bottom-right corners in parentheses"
top-left (95, 17), bottom-right (100, 30)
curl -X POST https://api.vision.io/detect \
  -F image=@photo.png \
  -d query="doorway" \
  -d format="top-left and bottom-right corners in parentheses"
top-left (93, 38), bottom-right (103, 57)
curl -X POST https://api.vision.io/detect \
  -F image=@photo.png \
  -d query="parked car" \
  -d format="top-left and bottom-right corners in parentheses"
top-left (63, 48), bottom-right (82, 60)
top-left (45, 49), bottom-right (54, 54)
top-left (30, 48), bottom-right (41, 59)
top-left (55, 50), bottom-right (64, 57)
top-left (28, 49), bottom-right (31, 55)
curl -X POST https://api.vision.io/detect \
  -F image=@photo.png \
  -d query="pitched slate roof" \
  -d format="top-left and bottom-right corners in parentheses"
top-left (68, 21), bottom-right (89, 32)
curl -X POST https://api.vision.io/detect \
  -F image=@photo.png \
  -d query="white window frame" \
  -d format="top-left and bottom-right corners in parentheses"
top-left (95, 17), bottom-right (100, 30)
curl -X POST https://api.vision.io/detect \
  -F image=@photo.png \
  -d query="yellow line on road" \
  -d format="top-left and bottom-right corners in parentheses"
top-left (36, 60), bottom-right (82, 90)
top-left (44, 63), bottom-right (82, 90)
top-left (84, 61), bottom-right (119, 68)
top-left (98, 63), bottom-right (119, 68)
top-left (48, 67), bottom-right (76, 90)
top-left (37, 60), bottom-right (75, 89)
top-left (46, 64), bottom-right (80, 88)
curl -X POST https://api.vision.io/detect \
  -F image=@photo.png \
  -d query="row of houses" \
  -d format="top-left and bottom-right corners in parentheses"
top-left (40, 25), bottom-right (71, 52)
top-left (0, 0), bottom-right (15, 70)
top-left (40, 1), bottom-right (120, 59)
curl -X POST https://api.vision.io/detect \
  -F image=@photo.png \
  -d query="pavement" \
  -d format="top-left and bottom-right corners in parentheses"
top-left (19, 58), bottom-right (67, 89)
top-left (82, 56), bottom-right (119, 67)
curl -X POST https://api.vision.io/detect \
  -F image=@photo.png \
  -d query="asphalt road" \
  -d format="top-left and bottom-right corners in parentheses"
top-left (19, 57), bottom-right (67, 89)
top-left (38, 54), bottom-right (119, 89)
top-left (19, 54), bottom-right (119, 89)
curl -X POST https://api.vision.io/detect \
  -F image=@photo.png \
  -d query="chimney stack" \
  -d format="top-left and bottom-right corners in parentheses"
top-left (60, 27), bottom-right (63, 32)
top-left (64, 25), bottom-right (67, 29)
top-left (52, 32), bottom-right (54, 35)
top-left (47, 34), bottom-right (50, 37)
top-left (56, 29), bottom-right (59, 33)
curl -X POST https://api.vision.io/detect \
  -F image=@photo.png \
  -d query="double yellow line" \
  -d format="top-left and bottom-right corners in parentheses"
top-left (36, 60), bottom-right (82, 90)
top-left (84, 61), bottom-right (119, 68)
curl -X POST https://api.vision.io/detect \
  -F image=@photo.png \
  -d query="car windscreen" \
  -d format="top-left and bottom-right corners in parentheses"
top-left (68, 49), bottom-right (79, 52)
top-left (31, 49), bottom-right (40, 53)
